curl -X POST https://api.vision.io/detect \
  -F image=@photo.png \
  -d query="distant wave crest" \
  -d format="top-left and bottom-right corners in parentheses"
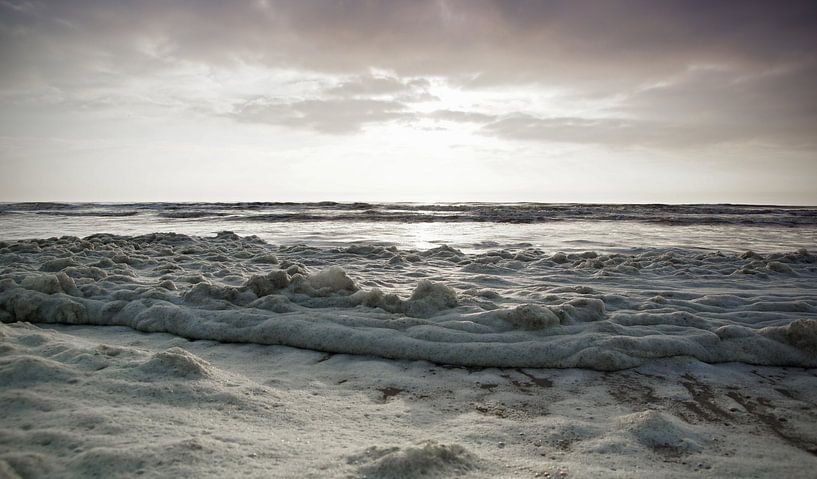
top-left (2, 202), bottom-right (815, 226)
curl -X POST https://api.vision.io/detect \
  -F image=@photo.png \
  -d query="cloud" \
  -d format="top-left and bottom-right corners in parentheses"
top-left (619, 63), bottom-right (817, 148)
top-left (429, 109), bottom-right (496, 123)
top-left (480, 114), bottom-right (740, 148)
top-left (325, 74), bottom-right (437, 102)
top-left (3, 1), bottom-right (815, 88)
top-left (231, 97), bottom-right (410, 134)
top-left (426, 109), bottom-right (743, 149)
top-left (427, 61), bottom-right (817, 149)
top-left (224, 72), bottom-right (440, 134)
top-left (1, 0), bottom-right (816, 148)
top-left (327, 75), bottom-right (420, 96)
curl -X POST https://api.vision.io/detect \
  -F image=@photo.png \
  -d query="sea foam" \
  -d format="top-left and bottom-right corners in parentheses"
top-left (1, 232), bottom-right (816, 370)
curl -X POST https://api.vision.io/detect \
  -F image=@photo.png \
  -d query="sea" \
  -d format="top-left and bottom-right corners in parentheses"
top-left (1, 202), bottom-right (815, 253)
top-left (1, 201), bottom-right (816, 370)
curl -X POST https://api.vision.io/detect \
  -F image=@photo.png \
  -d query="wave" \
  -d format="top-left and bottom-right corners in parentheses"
top-left (33, 210), bottom-right (142, 217)
top-left (2, 202), bottom-right (814, 226)
top-left (158, 211), bottom-right (230, 219)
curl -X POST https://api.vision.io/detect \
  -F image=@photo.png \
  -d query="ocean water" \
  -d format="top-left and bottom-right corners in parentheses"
top-left (1, 202), bottom-right (816, 370)
top-left (1, 202), bottom-right (816, 252)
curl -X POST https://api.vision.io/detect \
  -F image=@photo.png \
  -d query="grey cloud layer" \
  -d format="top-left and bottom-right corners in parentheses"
top-left (1, 0), bottom-right (816, 148)
top-left (3, 1), bottom-right (814, 82)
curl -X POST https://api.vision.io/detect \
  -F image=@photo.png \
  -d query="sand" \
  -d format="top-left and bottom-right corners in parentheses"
top-left (1, 322), bottom-right (816, 478)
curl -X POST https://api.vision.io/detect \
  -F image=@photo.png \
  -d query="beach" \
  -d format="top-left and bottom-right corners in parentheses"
top-left (1, 203), bottom-right (816, 477)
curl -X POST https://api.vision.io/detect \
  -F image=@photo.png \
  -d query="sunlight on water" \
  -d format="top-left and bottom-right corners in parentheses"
top-left (0, 203), bottom-right (815, 253)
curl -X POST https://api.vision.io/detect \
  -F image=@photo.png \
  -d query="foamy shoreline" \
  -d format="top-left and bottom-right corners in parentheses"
top-left (1, 232), bottom-right (815, 369)
top-left (1, 231), bottom-right (816, 476)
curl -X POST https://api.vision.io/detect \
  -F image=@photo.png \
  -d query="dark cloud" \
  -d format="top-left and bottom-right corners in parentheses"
top-left (3, 1), bottom-right (815, 86)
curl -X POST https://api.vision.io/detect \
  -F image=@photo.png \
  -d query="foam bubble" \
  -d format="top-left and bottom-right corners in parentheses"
top-left (404, 280), bottom-right (459, 318)
top-left (500, 304), bottom-right (560, 330)
top-left (296, 266), bottom-right (358, 297)
top-left (761, 319), bottom-right (817, 354)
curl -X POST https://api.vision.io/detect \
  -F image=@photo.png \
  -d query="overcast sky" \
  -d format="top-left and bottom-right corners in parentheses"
top-left (1, 0), bottom-right (815, 203)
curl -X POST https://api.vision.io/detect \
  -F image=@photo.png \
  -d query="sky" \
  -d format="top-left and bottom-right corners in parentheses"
top-left (1, 0), bottom-right (816, 204)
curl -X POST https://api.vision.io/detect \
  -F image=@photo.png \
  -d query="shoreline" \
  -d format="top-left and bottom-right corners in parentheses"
top-left (1, 230), bottom-right (816, 476)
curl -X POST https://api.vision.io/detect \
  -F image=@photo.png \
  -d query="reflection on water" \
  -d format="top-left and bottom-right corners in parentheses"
top-left (1, 209), bottom-right (815, 254)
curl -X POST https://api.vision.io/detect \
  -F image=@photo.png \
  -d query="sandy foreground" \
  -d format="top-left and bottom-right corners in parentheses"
top-left (1, 321), bottom-right (816, 478)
